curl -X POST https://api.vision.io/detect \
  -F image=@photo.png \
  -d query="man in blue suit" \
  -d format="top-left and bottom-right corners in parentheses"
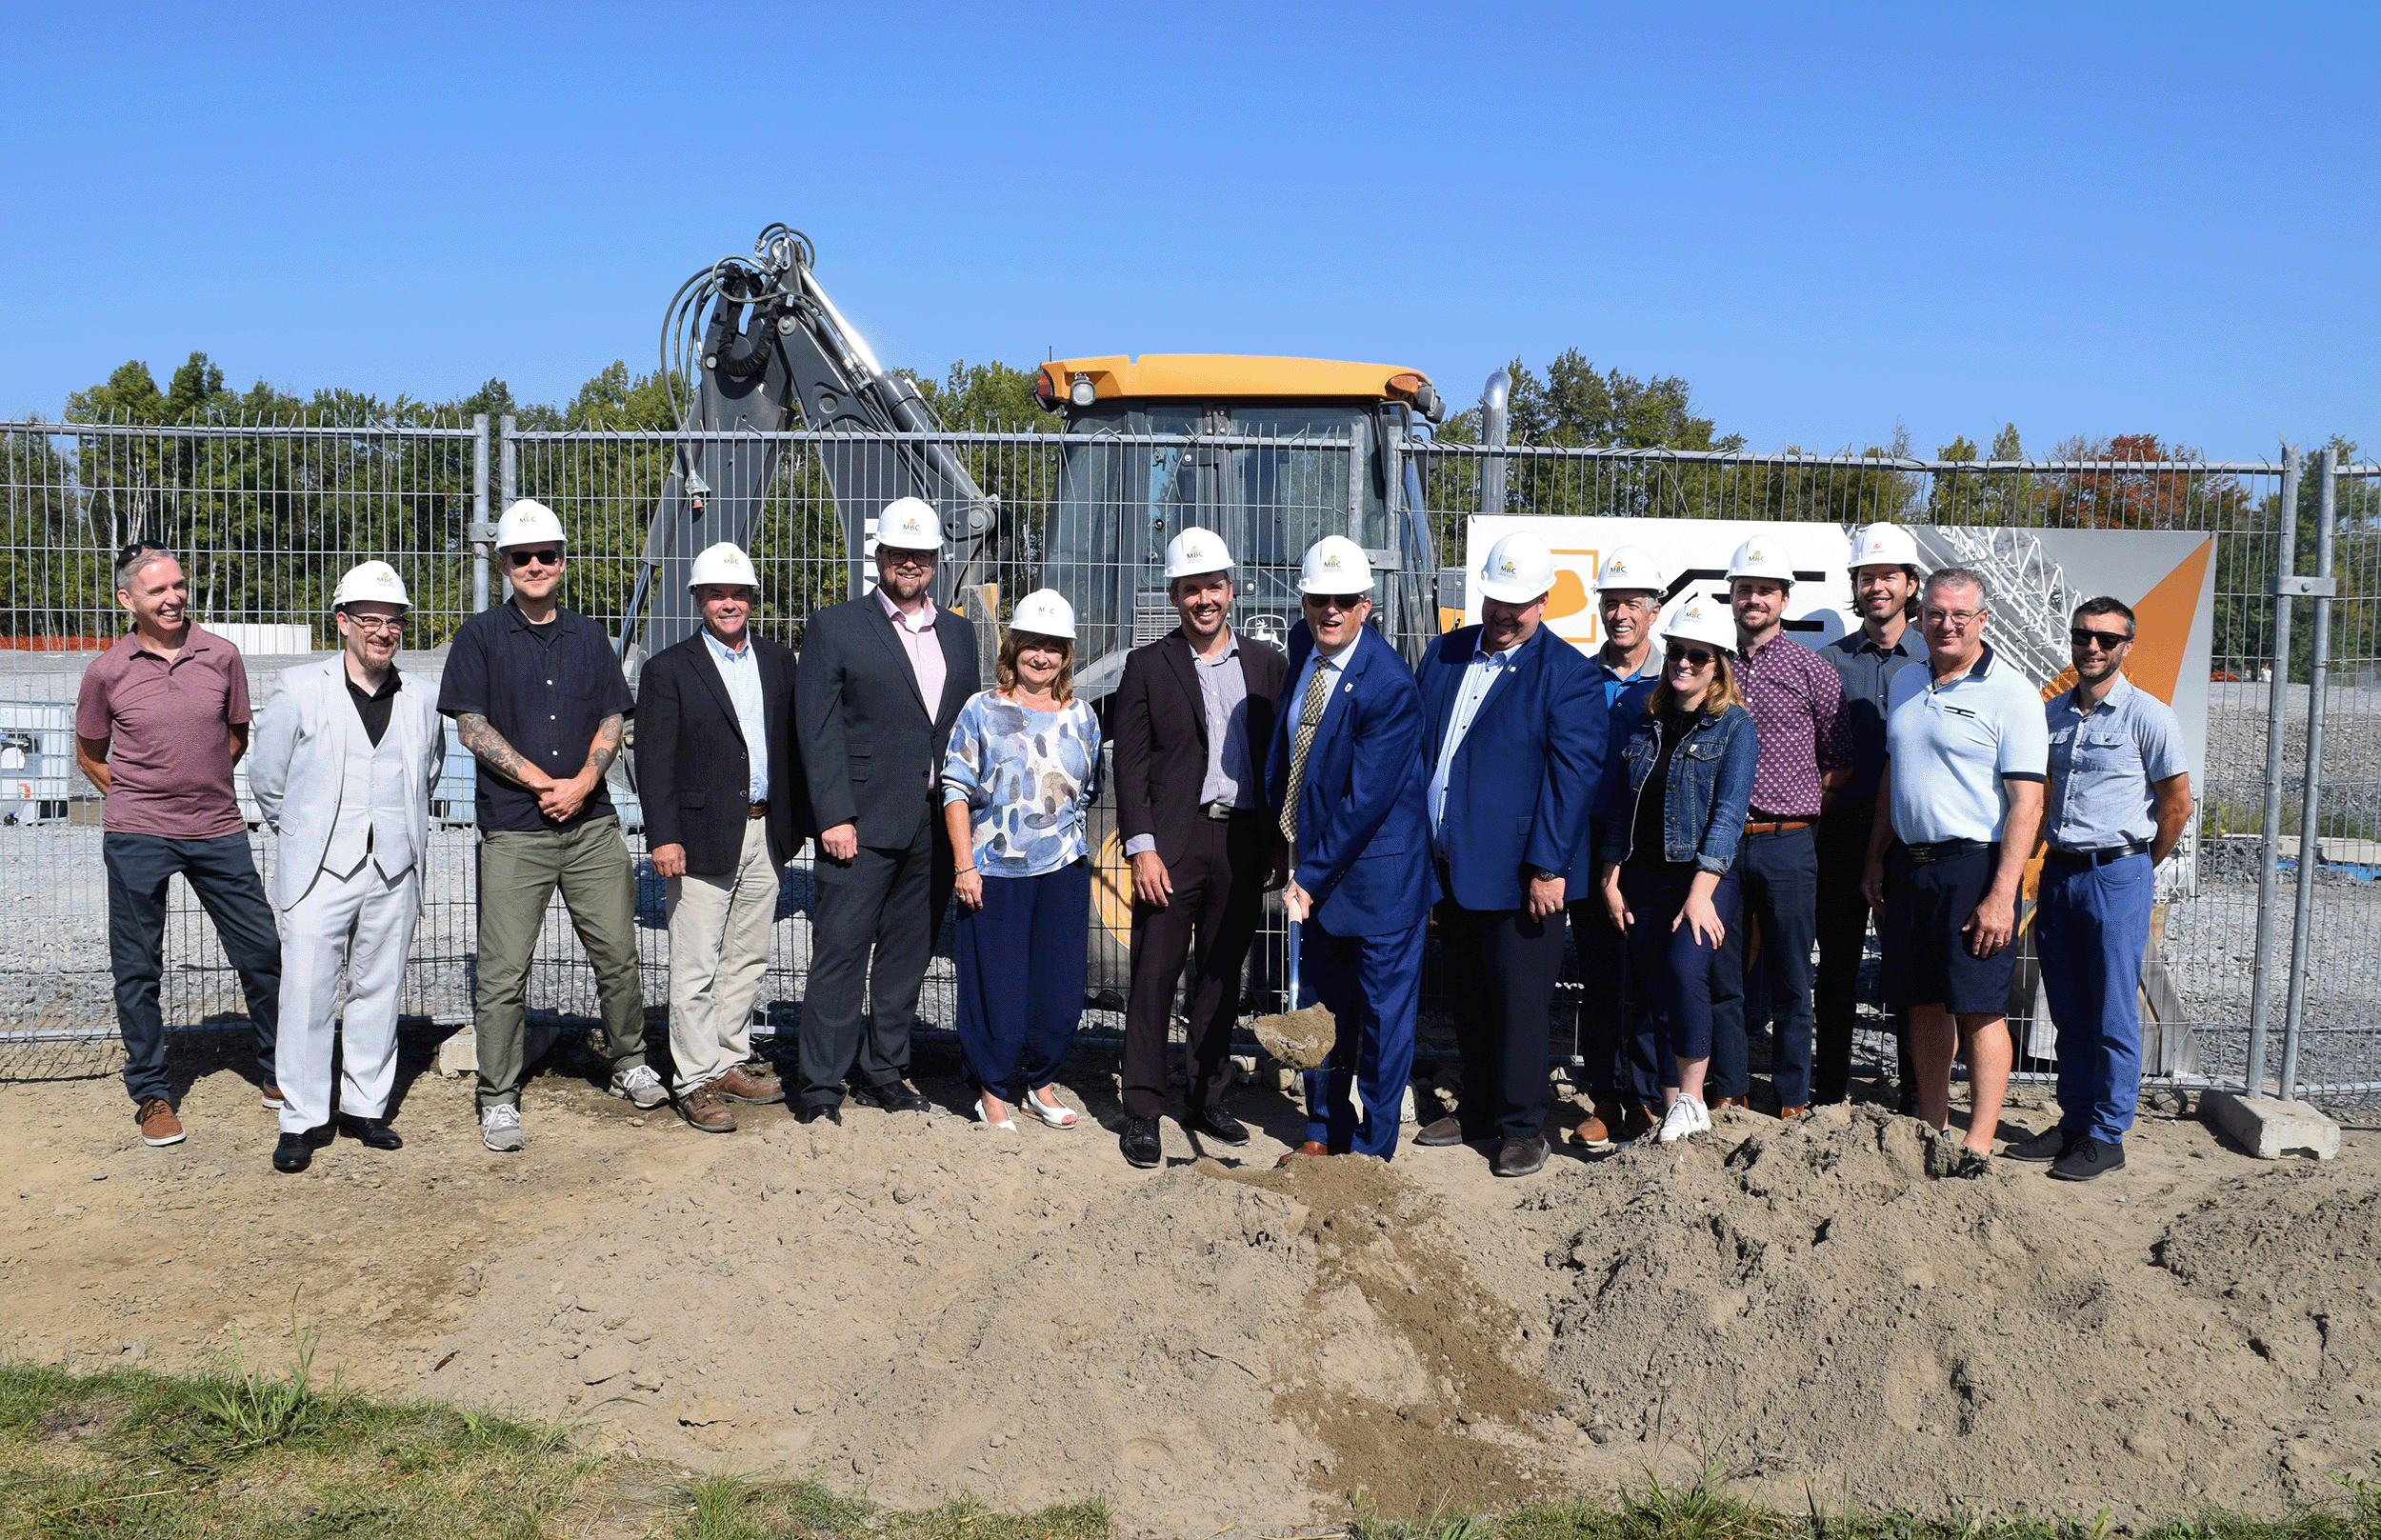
top-left (1412, 532), bottom-right (1606, 1176)
top-left (1265, 535), bottom-right (1434, 1162)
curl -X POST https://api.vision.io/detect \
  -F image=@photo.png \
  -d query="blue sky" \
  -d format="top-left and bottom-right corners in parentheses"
top-left (4, 3), bottom-right (2372, 460)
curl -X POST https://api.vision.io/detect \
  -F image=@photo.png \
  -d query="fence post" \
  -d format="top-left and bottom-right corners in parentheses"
top-left (2277, 445), bottom-right (2338, 1103)
top-left (470, 413), bottom-right (492, 613)
top-left (2244, 445), bottom-right (2300, 1098)
top-left (498, 414), bottom-right (518, 607)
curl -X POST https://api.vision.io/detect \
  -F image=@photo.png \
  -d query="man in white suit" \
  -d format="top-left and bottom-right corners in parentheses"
top-left (250, 561), bottom-right (446, 1174)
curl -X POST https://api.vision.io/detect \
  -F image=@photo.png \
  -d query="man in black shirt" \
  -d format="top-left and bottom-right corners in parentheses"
top-left (437, 500), bottom-right (666, 1152)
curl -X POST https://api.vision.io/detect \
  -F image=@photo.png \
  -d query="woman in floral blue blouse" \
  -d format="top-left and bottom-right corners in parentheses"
top-left (940, 589), bottom-right (1102, 1130)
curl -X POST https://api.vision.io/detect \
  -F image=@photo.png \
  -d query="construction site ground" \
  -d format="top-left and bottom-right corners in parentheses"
top-left (3, 1034), bottom-right (2375, 1536)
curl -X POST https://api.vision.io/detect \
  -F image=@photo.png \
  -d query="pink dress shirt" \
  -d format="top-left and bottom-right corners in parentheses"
top-left (877, 588), bottom-right (948, 783)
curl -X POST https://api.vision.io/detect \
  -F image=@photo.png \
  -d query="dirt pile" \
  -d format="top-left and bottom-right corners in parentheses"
top-left (1535, 1103), bottom-right (2381, 1523)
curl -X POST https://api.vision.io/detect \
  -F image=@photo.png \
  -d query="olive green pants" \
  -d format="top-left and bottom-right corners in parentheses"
top-left (473, 815), bottom-right (649, 1110)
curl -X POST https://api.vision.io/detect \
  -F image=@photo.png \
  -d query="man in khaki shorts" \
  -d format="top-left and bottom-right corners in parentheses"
top-left (633, 543), bottom-right (806, 1132)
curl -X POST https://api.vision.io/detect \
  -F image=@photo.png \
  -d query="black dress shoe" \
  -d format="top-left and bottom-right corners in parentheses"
top-left (1493, 1134), bottom-right (1549, 1178)
top-left (1184, 1104), bottom-right (1250, 1146)
top-left (2049, 1135), bottom-right (2124, 1182)
top-left (336, 1115), bottom-right (403, 1150)
top-left (2004, 1125), bottom-right (2072, 1164)
top-left (794, 1101), bottom-right (843, 1126)
top-left (847, 1079), bottom-right (930, 1113)
top-left (1120, 1116), bottom-right (1163, 1169)
top-left (271, 1127), bottom-right (330, 1173)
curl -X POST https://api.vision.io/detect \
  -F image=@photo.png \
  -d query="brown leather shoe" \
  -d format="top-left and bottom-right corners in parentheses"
top-left (1711, 1095), bottom-right (1748, 1112)
top-left (1494, 1134), bottom-right (1549, 1177)
top-left (1778, 1104), bottom-right (1809, 1121)
top-left (261, 1083), bottom-right (285, 1111)
top-left (1276, 1140), bottom-right (1331, 1167)
top-left (1413, 1115), bottom-right (1469, 1147)
top-left (136, 1097), bottom-right (185, 1147)
top-left (678, 1083), bottom-right (737, 1133)
top-left (1572, 1098), bottom-right (1624, 1150)
top-left (1624, 1104), bottom-right (1657, 1140)
top-left (714, 1065), bottom-right (785, 1105)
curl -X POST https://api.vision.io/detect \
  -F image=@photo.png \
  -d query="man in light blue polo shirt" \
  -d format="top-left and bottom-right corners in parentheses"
top-left (1861, 566), bottom-right (2047, 1170)
top-left (2007, 596), bottom-right (2191, 1183)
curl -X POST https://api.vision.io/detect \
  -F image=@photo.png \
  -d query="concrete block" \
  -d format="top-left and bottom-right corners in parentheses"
top-left (437, 1029), bottom-right (477, 1078)
top-left (2203, 1090), bottom-right (2341, 1161)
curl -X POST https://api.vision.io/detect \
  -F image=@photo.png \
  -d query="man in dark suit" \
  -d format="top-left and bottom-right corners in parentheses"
top-left (634, 542), bottom-right (807, 1134)
top-left (1412, 532), bottom-right (1606, 1177)
top-left (793, 497), bottom-right (980, 1123)
top-left (1265, 535), bottom-right (1434, 1163)
top-left (1111, 528), bottom-right (1289, 1169)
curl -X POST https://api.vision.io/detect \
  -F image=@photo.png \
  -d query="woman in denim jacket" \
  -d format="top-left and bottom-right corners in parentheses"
top-left (1595, 598), bottom-right (1758, 1143)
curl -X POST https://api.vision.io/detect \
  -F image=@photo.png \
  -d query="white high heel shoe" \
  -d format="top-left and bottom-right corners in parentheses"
top-left (973, 1093), bottom-right (1017, 1131)
top-left (1018, 1086), bottom-right (1078, 1129)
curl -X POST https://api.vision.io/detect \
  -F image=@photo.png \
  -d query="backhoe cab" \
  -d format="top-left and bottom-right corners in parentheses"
top-left (1034, 355), bottom-right (1448, 700)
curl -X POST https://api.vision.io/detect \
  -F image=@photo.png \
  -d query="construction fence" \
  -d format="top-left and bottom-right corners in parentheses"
top-left (0, 415), bottom-right (2371, 1110)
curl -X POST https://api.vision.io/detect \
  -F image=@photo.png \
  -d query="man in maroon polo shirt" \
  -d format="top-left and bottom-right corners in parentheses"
top-left (74, 543), bottom-right (282, 1148)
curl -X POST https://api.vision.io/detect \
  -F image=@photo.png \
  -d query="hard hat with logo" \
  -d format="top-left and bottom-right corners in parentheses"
top-left (1594, 544), bottom-right (1667, 596)
top-left (1475, 531), bottom-right (1557, 605)
top-left (493, 498), bottom-right (566, 552)
top-left (330, 559), bottom-right (411, 612)
top-left (1298, 535), bottom-right (1374, 595)
top-left (1009, 588), bottom-right (1075, 641)
top-left (1726, 535), bottom-right (1796, 588)
top-left (1661, 595), bottom-right (1739, 658)
top-left (687, 542), bottom-right (760, 593)
top-left (1164, 527), bottom-right (1234, 582)
top-left (1847, 522), bottom-right (1922, 572)
top-left (874, 495), bottom-right (945, 554)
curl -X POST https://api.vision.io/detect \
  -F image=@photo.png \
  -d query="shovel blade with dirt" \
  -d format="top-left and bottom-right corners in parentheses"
top-left (1251, 913), bottom-right (1336, 1070)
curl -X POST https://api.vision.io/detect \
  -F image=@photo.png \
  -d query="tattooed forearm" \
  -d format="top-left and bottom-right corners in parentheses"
top-left (457, 712), bottom-right (542, 788)
top-left (585, 713), bottom-right (625, 776)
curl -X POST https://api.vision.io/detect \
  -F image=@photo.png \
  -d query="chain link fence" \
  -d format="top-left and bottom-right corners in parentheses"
top-left (2, 415), bottom-right (2368, 1110)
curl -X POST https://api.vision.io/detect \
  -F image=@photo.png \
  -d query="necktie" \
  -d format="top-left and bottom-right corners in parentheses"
top-left (1279, 659), bottom-right (1335, 850)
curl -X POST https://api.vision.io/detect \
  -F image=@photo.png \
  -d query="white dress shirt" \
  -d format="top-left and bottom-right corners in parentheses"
top-left (1429, 636), bottom-right (1522, 853)
top-left (702, 626), bottom-right (770, 804)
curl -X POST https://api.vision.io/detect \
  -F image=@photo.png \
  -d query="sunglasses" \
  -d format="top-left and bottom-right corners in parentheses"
top-left (1670, 647), bottom-right (1717, 669)
top-left (506, 548), bottom-right (561, 570)
top-left (2071, 628), bottom-right (2132, 650)
top-left (880, 550), bottom-right (933, 570)
top-left (115, 539), bottom-right (169, 563)
top-left (1303, 593), bottom-right (1368, 612)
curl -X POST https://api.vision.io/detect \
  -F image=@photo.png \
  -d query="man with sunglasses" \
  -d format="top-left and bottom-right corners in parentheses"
top-left (1265, 535), bottom-right (1433, 1163)
top-left (437, 499), bottom-right (663, 1152)
top-left (2007, 598), bottom-right (2191, 1182)
top-left (75, 541), bottom-right (284, 1148)
top-left (249, 562), bottom-right (446, 1171)
top-left (793, 496), bottom-right (980, 1124)
top-left (1861, 567), bottom-right (2048, 1171)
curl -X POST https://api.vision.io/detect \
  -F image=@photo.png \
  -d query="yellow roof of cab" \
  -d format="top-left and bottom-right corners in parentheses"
top-left (1038, 354), bottom-right (1432, 405)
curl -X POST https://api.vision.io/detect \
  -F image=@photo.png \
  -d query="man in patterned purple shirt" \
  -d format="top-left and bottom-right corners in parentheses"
top-left (1709, 536), bottom-right (1850, 1118)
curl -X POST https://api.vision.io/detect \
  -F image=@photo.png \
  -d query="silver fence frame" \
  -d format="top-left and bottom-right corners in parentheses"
top-left (1, 414), bottom-right (2369, 1110)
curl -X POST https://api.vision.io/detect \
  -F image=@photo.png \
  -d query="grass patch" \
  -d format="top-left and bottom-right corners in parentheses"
top-left (663, 1470), bottom-right (1110, 1540)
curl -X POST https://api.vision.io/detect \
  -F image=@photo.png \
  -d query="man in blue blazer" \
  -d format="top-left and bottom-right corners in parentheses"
top-left (1265, 535), bottom-right (1434, 1162)
top-left (1412, 532), bottom-right (1605, 1177)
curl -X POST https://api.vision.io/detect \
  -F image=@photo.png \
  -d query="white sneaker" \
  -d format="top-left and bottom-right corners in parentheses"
top-left (480, 1103), bottom-right (524, 1152)
top-left (609, 1064), bottom-right (668, 1110)
top-left (1657, 1093), bottom-right (1709, 1143)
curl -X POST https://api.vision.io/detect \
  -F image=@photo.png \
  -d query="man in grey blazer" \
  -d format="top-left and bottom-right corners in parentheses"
top-left (249, 561), bottom-right (446, 1173)
top-left (793, 497), bottom-right (979, 1122)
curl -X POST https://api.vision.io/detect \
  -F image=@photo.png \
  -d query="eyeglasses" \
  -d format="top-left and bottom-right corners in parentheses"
top-left (506, 548), bottom-right (561, 570)
top-left (2071, 627), bottom-right (2132, 650)
top-left (1303, 592), bottom-right (1368, 612)
top-left (345, 615), bottom-right (405, 637)
top-left (880, 550), bottom-right (933, 571)
top-left (1924, 608), bottom-right (1984, 629)
top-left (1670, 647), bottom-right (1717, 669)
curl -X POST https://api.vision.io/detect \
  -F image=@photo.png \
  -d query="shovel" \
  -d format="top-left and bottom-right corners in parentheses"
top-left (1251, 910), bottom-right (1336, 1070)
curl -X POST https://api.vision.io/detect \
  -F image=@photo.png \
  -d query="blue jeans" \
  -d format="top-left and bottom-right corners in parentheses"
top-left (1619, 866), bottom-right (1740, 1065)
top-left (1298, 916), bottom-right (1424, 1159)
top-left (104, 831), bottom-right (280, 1105)
top-left (953, 860), bottom-right (1090, 1096)
top-left (2035, 853), bottom-right (2152, 1143)
top-left (1711, 825), bottom-right (1818, 1106)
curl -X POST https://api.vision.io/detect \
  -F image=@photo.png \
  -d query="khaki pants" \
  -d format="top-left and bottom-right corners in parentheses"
top-left (666, 816), bottom-right (782, 1092)
top-left (474, 815), bottom-right (648, 1110)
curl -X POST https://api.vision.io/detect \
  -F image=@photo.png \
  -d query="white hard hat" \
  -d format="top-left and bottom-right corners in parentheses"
top-left (493, 498), bottom-right (566, 551)
top-left (1009, 588), bottom-right (1075, 641)
top-left (1164, 527), bottom-right (1234, 582)
top-left (1726, 535), bottom-right (1796, 587)
top-left (330, 559), bottom-right (410, 612)
top-left (1661, 595), bottom-right (1739, 658)
top-left (874, 495), bottom-right (945, 554)
top-left (687, 542), bottom-right (760, 593)
top-left (1848, 522), bottom-right (1922, 571)
top-left (1594, 544), bottom-right (1666, 595)
top-left (1475, 531), bottom-right (1557, 605)
top-left (1298, 535), bottom-right (1374, 595)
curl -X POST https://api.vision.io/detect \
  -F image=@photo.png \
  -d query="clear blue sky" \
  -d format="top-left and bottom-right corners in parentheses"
top-left (5, 3), bottom-right (2372, 461)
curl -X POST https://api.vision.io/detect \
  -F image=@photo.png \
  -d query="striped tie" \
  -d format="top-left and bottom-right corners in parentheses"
top-left (1278, 660), bottom-right (1335, 851)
